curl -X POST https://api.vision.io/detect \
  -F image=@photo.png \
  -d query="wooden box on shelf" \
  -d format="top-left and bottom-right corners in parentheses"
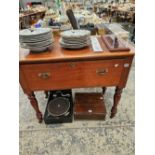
top-left (74, 93), bottom-right (107, 120)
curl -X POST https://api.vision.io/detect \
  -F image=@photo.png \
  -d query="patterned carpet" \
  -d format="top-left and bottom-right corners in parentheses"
top-left (19, 62), bottom-right (134, 155)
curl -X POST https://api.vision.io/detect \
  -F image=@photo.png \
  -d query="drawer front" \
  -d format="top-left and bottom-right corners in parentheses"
top-left (21, 59), bottom-right (124, 90)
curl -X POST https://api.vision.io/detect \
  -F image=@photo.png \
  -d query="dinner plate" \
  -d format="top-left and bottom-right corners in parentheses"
top-left (62, 36), bottom-right (89, 41)
top-left (19, 33), bottom-right (52, 41)
top-left (19, 38), bottom-right (54, 44)
top-left (61, 37), bottom-right (90, 43)
top-left (60, 41), bottom-right (89, 49)
top-left (60, 44), bottom-right (88, 49)
top-left (19, 28), bottom-right (51, 37)
top-left (19, 32), bottom-right (52, 39)
top-left (21, 39), bottom-right (53, 46)
top-left (61, 30), bottom-right (90, 39)
top-left (19, 28), bottom-right (54, 53)
top-left (21, 42), bottom-right (54, 48)
top-left (60, 39), bottom-right (90, 46)
top-left (59, 30), bottom-right (90, 49)
top-left (61, 40), bottom-right (90, 45)
top-left (20, 34), bottom-right (52, 40)
top-left (21, 43), bottom-right (54, 52)
top-left (30, 47), bottom-right (49, 52)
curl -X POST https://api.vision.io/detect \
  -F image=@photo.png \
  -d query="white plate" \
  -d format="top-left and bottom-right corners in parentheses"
top-left (60, 44), bottom-right (88, 49)
top-left (61, 30), bottom-right (90, 38)
top-left (19, 33), bottom-right (52, 40)
top-left (19, 35), bottom-right (54, 43)
top-left (19, 38), bottom-right (54, 44)
top-left (62, 37), bottom-right (90, 41)
top-left (21, 43), bottom-right (54, 52)
top-left (60, 39), bottom-right (90, 46)
top-left (19, 32), bottom-right (52, 39)
top-left (61, 38), bottom-right (90, 45)
top-left (19, 28), bottom-right (52, 37)
top-left (21, 39), bottom-right (53, 46)
top-left (60, 41), bottom-right (89, 49)
top-left (21, 42), bottom-right (54, 48)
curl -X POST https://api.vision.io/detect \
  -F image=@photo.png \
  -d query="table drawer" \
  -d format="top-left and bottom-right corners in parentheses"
top-left (21, 59), bottom-right (124, 90)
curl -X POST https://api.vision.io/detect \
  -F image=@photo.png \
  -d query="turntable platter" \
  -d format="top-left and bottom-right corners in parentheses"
top-left (47, 97), bottom-right (70, 117)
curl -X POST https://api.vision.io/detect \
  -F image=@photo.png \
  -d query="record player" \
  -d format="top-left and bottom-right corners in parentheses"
top-left (44, 89), bottom-right (73, 124)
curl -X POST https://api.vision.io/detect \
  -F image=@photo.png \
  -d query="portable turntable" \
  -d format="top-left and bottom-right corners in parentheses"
top-left (44, 89), bottom-right (73, 124)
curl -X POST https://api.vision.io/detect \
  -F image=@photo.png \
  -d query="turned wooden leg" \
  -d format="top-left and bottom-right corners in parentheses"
top-left (102, 87), bottom-right (107, 96)
top-left (44, 91), bottom-right (49, 99)
top-left (110, 87), bottom-right (123, 118)
top-left (27, 92), bottom-right (43, 123)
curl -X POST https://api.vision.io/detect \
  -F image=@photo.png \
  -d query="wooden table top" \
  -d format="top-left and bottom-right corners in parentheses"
top-left (19, 36), bottom-right (134, 64)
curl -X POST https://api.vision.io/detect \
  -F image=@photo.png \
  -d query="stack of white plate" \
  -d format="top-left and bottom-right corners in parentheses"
top-left (60, 30), bottom-right (91, 49)
top-left (19, 28), bottom-right (54, 52)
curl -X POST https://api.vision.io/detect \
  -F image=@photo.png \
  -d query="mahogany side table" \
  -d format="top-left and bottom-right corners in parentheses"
top-left (19, 37), bottom-right (134, 123)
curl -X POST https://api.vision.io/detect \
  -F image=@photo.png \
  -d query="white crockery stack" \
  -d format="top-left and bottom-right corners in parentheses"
top-left (19, 28), bottom-right (54, 53)
top-left (60, 30), bottom-right (91, 49)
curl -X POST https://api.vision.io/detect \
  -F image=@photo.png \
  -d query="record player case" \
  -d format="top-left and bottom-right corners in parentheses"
top-left (44, 89), bottom-right (73, 124)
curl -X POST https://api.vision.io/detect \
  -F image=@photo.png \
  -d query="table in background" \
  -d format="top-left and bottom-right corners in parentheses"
top-left (19, 11), bottom-right (46, 29)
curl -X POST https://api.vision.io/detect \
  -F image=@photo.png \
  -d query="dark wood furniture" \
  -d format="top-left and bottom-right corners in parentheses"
top-left (102, 35), bottom-right (130, 51)
top-left (74, 93), bottom-right (107, 120)
top-left (19, 37), bottom-right (134, 123)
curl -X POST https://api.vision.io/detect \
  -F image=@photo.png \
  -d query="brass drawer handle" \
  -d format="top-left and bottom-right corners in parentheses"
top-left (38, 72), bottom-right (51, 79)
top-left (96, 69), bottom-right (108, 75)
